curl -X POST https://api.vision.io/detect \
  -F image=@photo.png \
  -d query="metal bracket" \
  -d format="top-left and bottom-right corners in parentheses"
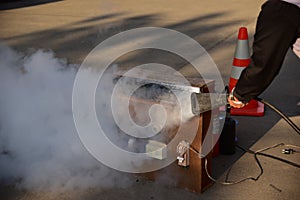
top-left (177, 140), bottom-right (190, 167)
top-left (191, 93), bottom-right (227, 115)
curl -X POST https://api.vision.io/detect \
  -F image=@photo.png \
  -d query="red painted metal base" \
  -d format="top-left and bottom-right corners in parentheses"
top-left (231, 100), bottom-right (265, 117)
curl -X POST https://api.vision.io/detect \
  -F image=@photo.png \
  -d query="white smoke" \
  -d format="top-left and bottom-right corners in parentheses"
top-left (0, 44), bottom-right (131, 191)
top-left (0, 43), bottom-right (201, 191)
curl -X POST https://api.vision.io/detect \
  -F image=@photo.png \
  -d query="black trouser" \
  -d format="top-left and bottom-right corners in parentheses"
top-left (234, 0), bottom-right (300, 103)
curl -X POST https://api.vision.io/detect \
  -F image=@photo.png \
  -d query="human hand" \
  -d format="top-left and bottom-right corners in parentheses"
top-left (228, 95), bottom-right (246, 108)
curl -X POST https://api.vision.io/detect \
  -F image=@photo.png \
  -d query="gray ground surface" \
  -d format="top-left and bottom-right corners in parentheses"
top-left (0, 0), bottom-right (299, 199)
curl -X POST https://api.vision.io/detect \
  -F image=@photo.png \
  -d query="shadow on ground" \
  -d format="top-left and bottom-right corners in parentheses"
top-left (0, 0), bottom-right (63, 10)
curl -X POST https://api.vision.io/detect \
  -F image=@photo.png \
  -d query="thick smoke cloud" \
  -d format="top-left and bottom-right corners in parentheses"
top-left (0, 42), bottom-right (200, 191)
top-left (0, 44), bottom-right (130, 191)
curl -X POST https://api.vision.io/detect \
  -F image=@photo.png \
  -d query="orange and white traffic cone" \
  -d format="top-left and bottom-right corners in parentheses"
top-left (229, 27), bottom-right (264, 116)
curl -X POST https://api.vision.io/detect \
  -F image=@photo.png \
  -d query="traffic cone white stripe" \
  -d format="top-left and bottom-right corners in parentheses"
top-left (230, 66), bottom-right (245, 80)
top-left (234, 40), bottom-right (250, 59)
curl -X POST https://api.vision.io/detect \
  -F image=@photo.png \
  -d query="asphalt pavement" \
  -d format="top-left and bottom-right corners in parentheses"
top-left (0, 0), bottom-right (299, 199)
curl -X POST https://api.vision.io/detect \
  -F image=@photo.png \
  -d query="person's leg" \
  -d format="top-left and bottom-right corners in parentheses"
top-left (234, 0), bottom-right (300, 103)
